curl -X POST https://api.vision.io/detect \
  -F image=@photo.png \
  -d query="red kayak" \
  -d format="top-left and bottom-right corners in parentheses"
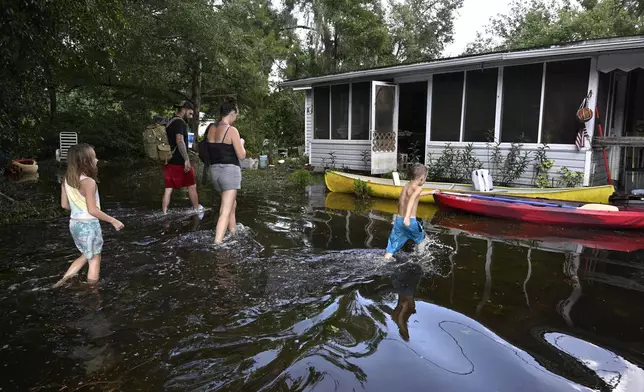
top-left (431, 211), bottom-right (644, 252)
top-left (434, 192), bottom-right (644, 230)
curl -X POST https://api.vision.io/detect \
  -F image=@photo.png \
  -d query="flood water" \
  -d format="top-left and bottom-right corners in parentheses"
top-left (1, 163), bottom-right (644, 391)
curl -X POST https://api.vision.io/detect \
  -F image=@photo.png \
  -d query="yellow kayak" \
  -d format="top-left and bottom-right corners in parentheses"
top-left (325, 171), bottom-right (615, 204)
top-left (325, 192), bottom-right (439, 220)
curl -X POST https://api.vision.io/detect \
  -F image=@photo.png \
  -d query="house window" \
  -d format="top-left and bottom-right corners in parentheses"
top-left (541, 59), bottom-right (591, 144)
top-left (501, 64), bottom-right (543, 143)
top-left (313, 82), bottom-right (371, 140)
top-left (431, 72), bottom-right (464, 141)
top-left (351, 82), bottom-right (370, 140)
top-left (314, 86), bottom-right (330, 139)
top-left (331, 84), bottom-right (350, 140)
top-left (463, 68), bottom-right (498, 142)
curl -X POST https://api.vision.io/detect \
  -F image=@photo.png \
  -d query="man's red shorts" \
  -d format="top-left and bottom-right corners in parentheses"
top-left (163, 164), bottom-right (196, 189)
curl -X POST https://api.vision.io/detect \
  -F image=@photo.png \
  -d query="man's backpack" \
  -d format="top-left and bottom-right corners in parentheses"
top-left (142, 116), bottom-right (183, 162)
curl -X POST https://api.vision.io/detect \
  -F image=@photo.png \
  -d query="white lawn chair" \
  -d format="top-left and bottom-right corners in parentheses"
top-left (56, 132), bottom-right (78, 162)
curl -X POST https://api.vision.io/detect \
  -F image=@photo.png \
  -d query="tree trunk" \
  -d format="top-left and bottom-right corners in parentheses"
top-left (333, 31), bottom-right (338, 71)
top-left (44, 59), bottom-right (56, 124)
top-left (190, 60), bottom-right (202, 151)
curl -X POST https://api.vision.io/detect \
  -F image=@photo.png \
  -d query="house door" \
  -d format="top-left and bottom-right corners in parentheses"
top-left (606, 71), bottom-right (628, 182)
top-left (371, 82), bottom-right (399, 174)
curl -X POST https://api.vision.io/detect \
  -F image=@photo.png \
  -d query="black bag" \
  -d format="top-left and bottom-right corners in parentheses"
top-left (198, 122), bottom-right (216, 185)
top-left (198, 123), bottom-right (216, 165)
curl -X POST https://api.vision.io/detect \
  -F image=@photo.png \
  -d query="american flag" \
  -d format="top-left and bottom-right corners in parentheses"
top-left (575, 127), bottom-right (590, 150)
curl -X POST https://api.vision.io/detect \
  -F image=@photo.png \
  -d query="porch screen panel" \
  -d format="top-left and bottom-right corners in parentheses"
top-left (314, 86), bottom-right (330, 139)
top-left (501, 64), bottom-right (542, 143)
top-left (351, 82), bottom-right (370, 140)
top-left (331, 84), bottom-right (349, 140)
top-left (625, 69), bottom-right (644, 137)
top-left (431, 72), bottom-right (464, 141)
top-left (542, 59), bottom-right (591, 144)
top-left (464, 68), bottom-right (498, 142)
top-left (375, 85), bottom-right (395, 134)
top-left (595, 71), bottom-right (610, 136)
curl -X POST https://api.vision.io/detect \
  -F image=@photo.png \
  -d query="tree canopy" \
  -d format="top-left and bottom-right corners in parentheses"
top-left (1, 0), bottom-right (466, 159)
top-left (10, 0), bottom-right (644, 160)
top-left (465, 0), bottom-right (644, 54)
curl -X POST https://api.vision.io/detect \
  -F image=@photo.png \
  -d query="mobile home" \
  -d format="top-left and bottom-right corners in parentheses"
top-left (281, 36), bottom-right (644, 189)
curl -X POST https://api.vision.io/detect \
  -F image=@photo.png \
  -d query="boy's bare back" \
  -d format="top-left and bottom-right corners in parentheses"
top-left (398, 182), bottom-right (422, 219)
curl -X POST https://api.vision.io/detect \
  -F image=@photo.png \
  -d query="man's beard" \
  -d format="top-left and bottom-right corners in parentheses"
top-left (183, 114), bottom-right (192, 122)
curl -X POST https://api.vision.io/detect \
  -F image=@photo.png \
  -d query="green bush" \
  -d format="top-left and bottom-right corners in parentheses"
top-left (354, 179), bottom-right (373, 199)
top-left (558, 167), bottom-right (584, 188)
top-left (426, 143), bottom-right (482, 182)
top-left (486, 135), bottom-right (532, 187)
top-left (288, 169), bottom-right (312, 189)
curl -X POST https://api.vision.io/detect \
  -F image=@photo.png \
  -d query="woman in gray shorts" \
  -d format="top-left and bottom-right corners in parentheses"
top-left (206, 98), bottom-right (246, 243)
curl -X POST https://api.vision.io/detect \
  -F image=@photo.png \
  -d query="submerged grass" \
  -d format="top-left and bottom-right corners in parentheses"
top-left (0, 160), bottom-right (323, 226)
top-left (241, 168), bottom-right (323, 194)
top-left (0, 176), bottom-right (66, 225)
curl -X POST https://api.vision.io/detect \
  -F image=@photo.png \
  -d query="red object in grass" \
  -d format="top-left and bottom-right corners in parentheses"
top-left (434, 192), bottom-right (644, 230)
top-left (595, 107), bottom-right (613, 186)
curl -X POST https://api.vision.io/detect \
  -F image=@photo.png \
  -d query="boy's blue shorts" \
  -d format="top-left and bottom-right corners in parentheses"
top-left (386, 216), bottom-right (425, 255)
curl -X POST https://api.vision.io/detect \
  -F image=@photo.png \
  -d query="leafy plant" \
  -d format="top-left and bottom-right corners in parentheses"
top-left (485, 132), bottom-right (532, 186)
top-left (288, 169), bottom-right (313, 189)
top-left (321, 151), bottom-right (337, 170)
top-left (532, 143), bottom-right (554, 188)
top-left (535, 159), bottom-right (554, 188)
top-left (407, 140), bottom-right (422, 164)
top-left (460, 143), bottom-right (483, 178)
top-left (353, 179), bottom-right (373, 199)
top-left (296, 154), bottom-right (309, 167)
top-left (500, 141), bottom-right (532, 186)
top-left (485, 131), bottom-right (504, 180)
top-left (426, 143), bottom-right (458, 181)
top-left (558, 167), bottom-right (584, 188)
top-left (426, 143), bottom-right (482, 183)
top-left (360, 149), bottom-right (370, 170)
top-left (533, 143), bottom-right (553, 188)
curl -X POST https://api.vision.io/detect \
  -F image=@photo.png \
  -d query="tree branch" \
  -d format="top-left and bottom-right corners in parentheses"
top-left (62, 80), bottom-right (191, 103)
top-left (170, 89), bottom-right (191, 101)
top-left (279, 25), bottom-right (315, 32)
top-left (0, 192), bottom-right (16, 203)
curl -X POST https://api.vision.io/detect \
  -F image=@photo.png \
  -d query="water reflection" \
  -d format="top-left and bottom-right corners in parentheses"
top-left (388, 259), bottom-right (422, 341)
top-left (540, 330), bottom-right (644, 391)
top-left (557, 253), bottom-right (583, 327)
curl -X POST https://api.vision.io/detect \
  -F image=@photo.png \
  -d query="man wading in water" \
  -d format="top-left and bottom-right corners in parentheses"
top-left (162, 101), bottom-right (204, 214)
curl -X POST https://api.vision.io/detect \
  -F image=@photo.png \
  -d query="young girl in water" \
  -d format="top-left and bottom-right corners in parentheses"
top-left (53, 144), bottom-right (124, 288)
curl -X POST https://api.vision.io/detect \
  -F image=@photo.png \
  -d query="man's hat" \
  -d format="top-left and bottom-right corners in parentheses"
top-left (177, 100), bottom-right (194, 110)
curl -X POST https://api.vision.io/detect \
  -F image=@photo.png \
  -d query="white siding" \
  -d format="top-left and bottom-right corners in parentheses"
top-left (590, 148), bottom-right (609, 186)
top-left (310, 141), bottom-right (371, 171)
top-left (304, 90), bottom-right (312, 158)
top-left (426, 143), bottom-right (586, 186)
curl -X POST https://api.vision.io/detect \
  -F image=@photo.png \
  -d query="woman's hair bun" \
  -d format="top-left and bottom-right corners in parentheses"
top-left (220, 96), bottom-right (239, 117)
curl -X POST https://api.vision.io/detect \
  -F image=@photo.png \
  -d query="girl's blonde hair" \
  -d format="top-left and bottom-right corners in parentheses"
top-left (65, 143), bottom-right (98, 189)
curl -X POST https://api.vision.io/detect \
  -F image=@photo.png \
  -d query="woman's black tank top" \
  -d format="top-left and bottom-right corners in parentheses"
top-left (207, 126), bottom-right (240, 166)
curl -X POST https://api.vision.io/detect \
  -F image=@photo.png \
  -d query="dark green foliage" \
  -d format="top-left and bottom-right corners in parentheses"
top-left (288, 169), bottom-right (313, 189)
top-left (353, 179), bottom-right (373, 199)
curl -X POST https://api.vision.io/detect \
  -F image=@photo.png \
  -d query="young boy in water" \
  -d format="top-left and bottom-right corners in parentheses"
top-left (384, 164), bottom-right (434, 259)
